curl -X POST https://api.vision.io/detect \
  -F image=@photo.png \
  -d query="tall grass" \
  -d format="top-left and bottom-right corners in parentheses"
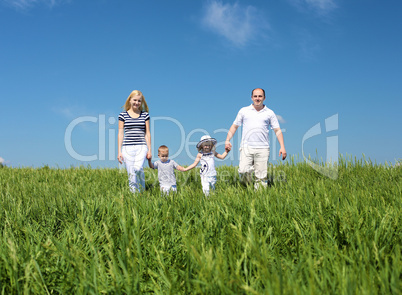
top-left (0, 158), bottom-right (401, 294)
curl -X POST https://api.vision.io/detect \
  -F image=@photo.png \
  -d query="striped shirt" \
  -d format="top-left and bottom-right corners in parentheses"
top-left (118, 111), bottom-right (150, 146)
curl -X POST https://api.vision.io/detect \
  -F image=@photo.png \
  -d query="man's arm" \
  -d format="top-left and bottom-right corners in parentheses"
top-left (225, 124), bottom-right (239, 151)
top-left (273, 127), bottom-right (287, 160)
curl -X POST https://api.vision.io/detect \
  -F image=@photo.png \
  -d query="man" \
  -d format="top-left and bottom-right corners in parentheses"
top-left (225, 88), bottom-right (287, 189)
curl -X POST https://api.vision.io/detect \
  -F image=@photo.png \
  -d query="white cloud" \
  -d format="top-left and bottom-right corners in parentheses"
top-left (52, 106), bottom-right (75, 119)
top-left (202, 1), bottom-right (269, 47)
top-left (59, 107), bottom-right (75, 119)
top-left (276, 114), bottom-right (286, 124)
top-left (0, 157), bottom-right (4, 164)
top-left (298, 29), bottom-right (320, 61)
top-left (52, 104), bottom-right (89, 120)
top-left (306, 0), bottom-right (337, 14)
top-left (1, 0), bottom-right (66, 10)
top-left (52, 105), bottom-right (115, 133)
top-left (289, 0), bottom-right (337, 16)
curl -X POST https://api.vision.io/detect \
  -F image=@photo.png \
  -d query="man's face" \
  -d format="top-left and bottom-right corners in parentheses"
top-left (251, 89), bottom-right (265, 107)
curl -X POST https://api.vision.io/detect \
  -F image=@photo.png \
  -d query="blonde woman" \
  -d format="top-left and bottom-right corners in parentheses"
top-left (118, 90), bottom-right (151, 193)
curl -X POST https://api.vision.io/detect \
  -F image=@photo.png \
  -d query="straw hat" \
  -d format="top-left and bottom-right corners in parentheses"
top-left (196, 135), bottom-right (217, 152)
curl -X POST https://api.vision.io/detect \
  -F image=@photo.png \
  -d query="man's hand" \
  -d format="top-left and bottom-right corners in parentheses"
top-left (279, 148), bottom-right (287, 160)
top-left (225, 141), bottom-right (232, 152)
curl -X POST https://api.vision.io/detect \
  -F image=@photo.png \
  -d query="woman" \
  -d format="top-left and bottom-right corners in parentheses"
top-left (118, 90), bottom-right (152, 193)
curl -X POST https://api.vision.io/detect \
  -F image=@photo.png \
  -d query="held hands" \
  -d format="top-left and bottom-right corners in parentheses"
top-left (147, 156), bottom-right (154, 169)
top-left (146, 151), bottom-right (152, 160)
top-left (225, 141), bottom-right (232, 152)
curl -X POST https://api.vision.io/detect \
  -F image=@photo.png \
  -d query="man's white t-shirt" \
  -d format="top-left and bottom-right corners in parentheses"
top-left (233, 104), bottom-right (280, 148)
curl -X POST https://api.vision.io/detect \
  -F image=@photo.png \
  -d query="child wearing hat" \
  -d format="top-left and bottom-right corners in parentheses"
top-left (183, 135), bottom-right (230, 196)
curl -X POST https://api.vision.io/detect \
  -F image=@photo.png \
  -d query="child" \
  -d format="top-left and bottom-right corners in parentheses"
top-left (148, 145), bottom-right (186, 194)
top-left (183, 135), bottom-right (229, 196)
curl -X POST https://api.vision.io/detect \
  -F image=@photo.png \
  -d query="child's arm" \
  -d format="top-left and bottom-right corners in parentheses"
top-left (182, 153), bottom-right (202, 171)
top-left (214, 148), bottom-right (230, 160)
top-left (176, 165), bottom-right (186, 172)
top-left (172, 159), bottom-right (186, 172)
top-left (147, 158), bottom-right (154, 169)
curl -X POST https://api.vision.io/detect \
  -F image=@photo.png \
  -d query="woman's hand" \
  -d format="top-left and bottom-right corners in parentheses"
top-left (117, 152), bottom-right (124, 164)
top-left (146, 151), bottom-right (152, 159)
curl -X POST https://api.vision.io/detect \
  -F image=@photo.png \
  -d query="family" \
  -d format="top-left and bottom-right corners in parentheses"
top-left (117, 88), bottom-right (287, 196)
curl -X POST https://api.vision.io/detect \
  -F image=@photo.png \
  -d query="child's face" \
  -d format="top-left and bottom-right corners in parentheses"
top-left (202, 143), bottom-right (212, 153)
top-left (158, 152), bottom-right (169, 162)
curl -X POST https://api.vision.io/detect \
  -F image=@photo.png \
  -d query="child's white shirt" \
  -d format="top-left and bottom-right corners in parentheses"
top-left (200, 153), bottom-right (216, 177)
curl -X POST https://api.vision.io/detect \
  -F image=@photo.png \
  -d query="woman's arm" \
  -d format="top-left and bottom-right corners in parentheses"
top-left (182, 153), bottom-right (202, 171)
top-left (117, 120), bottom-right (124, 164)
top-left (145, 120), bottom-right (152, 159)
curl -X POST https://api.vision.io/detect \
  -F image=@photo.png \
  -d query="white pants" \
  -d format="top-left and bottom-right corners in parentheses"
top-left (201, 176), bottom-right (216, 196)
top-left (122, 145), bottom-right (148, 193)
top-left (238, 147), bottom-right (270, 189)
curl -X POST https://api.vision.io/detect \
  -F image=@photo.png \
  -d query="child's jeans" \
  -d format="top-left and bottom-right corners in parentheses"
top-left (201, 176), bottom-right (216, 196)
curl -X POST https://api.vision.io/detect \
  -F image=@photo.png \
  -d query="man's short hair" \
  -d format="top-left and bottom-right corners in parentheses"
top-left (158, 145), bottom-right (169, 154)
top-left (251, 88), bottom-right (266, 97)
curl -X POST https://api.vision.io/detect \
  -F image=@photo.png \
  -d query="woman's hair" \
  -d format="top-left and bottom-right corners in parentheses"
top-left (123, 90), bottom-right (149, 112)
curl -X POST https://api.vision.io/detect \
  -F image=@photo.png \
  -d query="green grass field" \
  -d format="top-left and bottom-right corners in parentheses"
top-left (0, 157), bottom-right (401, 294)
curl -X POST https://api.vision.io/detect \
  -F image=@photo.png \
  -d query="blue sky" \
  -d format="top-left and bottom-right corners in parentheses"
top-left (0, 0), bottom-right (401, 168)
